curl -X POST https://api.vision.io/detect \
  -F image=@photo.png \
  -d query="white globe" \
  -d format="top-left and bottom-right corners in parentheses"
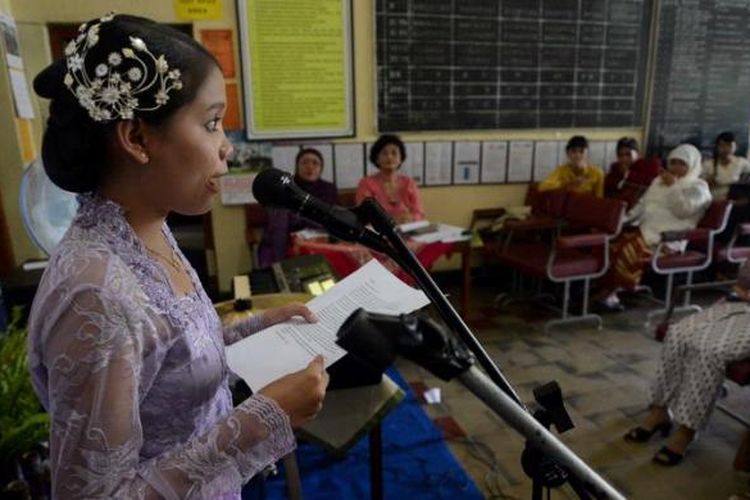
top-left (19, 158), bottom-right (78, 256)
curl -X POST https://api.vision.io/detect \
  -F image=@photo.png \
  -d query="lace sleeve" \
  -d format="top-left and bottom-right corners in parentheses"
top-left (43, 286), bottom-right (294, 499)
top-left (223, 313), bottom-right (266, 345)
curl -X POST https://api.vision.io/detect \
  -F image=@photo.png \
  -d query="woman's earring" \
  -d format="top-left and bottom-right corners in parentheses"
top-left (141, 152), bottom-right (150, 164)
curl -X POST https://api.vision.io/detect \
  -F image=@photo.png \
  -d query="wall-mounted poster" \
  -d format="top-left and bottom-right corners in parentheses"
top-left (237, 0), bottom-right (354, 140)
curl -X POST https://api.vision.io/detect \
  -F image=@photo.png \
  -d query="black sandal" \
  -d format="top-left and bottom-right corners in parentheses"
top-left (652, 445), bottom-right (684, 466)
top-left (623, 421), bottom-right (673, 443)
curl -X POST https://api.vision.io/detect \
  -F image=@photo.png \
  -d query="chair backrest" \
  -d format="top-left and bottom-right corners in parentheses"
top-left (245, 203), bottom-right (268, 247)
top-left (338, 190), bottom-right (357, 208)
top-left (532, 189), bottom-right (569, 218)
top-left (698, 199), bottom-right (733, 233)
top-left (524, 182), bottom-right (539, 206)
top-left (245, 203), bottom-right (268, 228)
top-left (565, 193), bottom-right (626, 235)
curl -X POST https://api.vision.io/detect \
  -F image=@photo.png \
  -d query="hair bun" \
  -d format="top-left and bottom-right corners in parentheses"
top-left (33, 60), bottom-right (66, 99)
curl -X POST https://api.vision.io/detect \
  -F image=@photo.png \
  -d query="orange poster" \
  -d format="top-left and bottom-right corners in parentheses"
top-left (15, 118), bottom-right (35, 164)
top-left (224, 83), bottom-right (241, 131)
top-left (200, 29), bottom-right (235, 78)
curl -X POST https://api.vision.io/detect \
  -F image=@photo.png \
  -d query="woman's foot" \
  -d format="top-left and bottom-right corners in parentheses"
top-left (624, 406), bottom-right (672, 443)
top-left (624, 421), bottom-right (672, 442)
top-left (652, 425), bottom-right (695, 466)
top-left (595, 292), bottom-right (625, 313)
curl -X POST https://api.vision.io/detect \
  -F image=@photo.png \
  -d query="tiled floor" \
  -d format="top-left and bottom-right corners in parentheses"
top-left (396, 283), bottom-right (750, 499)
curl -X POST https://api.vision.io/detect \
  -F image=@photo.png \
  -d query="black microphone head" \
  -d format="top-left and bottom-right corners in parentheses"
top-left (252, 168), bottom-right (296, 208)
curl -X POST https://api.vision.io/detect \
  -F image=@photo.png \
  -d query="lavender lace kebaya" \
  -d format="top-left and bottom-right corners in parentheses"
top-left (28, 193), bottom-right (294, 499)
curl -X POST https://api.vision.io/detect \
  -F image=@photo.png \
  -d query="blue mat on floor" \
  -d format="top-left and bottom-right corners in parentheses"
top-left (264, 368), bottom-right (482, 500)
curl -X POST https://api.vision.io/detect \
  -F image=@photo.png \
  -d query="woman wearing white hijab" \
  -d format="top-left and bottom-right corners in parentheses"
top-left (596, 144), bottom-right (712, 311)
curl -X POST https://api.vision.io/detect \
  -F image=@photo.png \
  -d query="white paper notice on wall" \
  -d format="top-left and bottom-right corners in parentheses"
top-left (8, 68), bottom-right (34, 118)
top-left (425, 142), bottom-right (453, 185)
top-left (402, 142), bottom-right (424, 185)
top-left (481, 141), bottom-right (508, 183)
top-left (604, 141), bottom-right (618, 169)
top-left (557, 141), bottom-right (568, 168)
top-left (588, 141), bottom-right (607, 169)
top-left (220, 173), bottom-right (256, 205)
top-left (306, 144), bottom-right (334, 183)
top-left (507, 141), bottom-right (534, 182)
top-left (365, 142), bottom-right (378, 176)
top-left (272, 145), bottom-right (300, 175)
top-left (533, 141), bottom-right (559, 182)
top-left (333, 143), bottom-right (364, 189)
top-left (0, 13), bottom-right (23, 69)
top-left (453, 141), bottom-right (480, 185)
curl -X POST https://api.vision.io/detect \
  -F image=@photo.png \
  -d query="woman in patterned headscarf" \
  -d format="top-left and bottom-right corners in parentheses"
top-left (595, 144), bottom-right (712, 312)
top-left (624, 260), bottom-right (750, 466)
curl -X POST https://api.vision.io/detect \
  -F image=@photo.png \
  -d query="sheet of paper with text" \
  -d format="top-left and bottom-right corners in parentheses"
top-left (226, 260), bottom-right (429, 390)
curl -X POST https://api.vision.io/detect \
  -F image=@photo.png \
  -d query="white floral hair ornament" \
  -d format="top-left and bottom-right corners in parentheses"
top-left (63, 13), bottom-right (183, 122)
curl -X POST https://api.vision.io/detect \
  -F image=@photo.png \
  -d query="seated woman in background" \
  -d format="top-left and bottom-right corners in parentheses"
top-left (604, 137), bottom-right (661, 208)
top-left (701, 131), bottom-right (750, 200)
top-left (595, 144), bottom-right (712, 312)
top-left (538, 135), bottom-right (604, 197)
top-left (624, 260), bottom-right (750, 466)
top-left (257, 148), bottom-right (338, 267)
top-left (356, 134), bottom-right (425, 224)
top-left (702, 132), bottom-right (750, 246)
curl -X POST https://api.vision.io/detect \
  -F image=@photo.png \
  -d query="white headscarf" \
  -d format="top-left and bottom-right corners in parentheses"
top-left (667, 144), bottom-right (703, 181)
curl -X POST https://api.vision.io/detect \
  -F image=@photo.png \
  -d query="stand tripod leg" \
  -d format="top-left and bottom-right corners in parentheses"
top-left (458, 367), bottom-right (624, 500)
top-left (370, 423), bottom-right (383, 500)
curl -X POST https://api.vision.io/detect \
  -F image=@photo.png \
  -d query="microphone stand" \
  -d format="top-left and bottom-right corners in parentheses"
top-left (345, 199), bottom-right (624, 499)
top-left (353, 198), bottom-right (523, 406)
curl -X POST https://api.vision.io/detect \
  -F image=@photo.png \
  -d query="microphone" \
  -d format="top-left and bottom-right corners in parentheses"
top-left (252, 168), bottom-right (390, 253)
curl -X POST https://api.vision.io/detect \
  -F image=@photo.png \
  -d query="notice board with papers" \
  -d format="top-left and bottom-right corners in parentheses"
top-left (237, 0), bottom-right (355, 139)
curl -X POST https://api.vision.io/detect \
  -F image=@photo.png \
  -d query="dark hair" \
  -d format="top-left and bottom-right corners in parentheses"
top-left (616, 137), bottom-right (639, 153)
top-left (716, 131), bottom-right (735, 145)
top-left (369, 134), bottom-right (406, 168)
top-left (566, 135), bottom-right (588, 151)
top-left (295, 148), bottom-right (324, 170)
top-left (33, 14), bottom-right (219, 193)
top-left (713, 131), bottom-right (737, 173)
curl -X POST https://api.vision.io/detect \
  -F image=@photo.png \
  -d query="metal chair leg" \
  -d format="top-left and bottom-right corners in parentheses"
top-left (544, 279), bottom-right (602, 333)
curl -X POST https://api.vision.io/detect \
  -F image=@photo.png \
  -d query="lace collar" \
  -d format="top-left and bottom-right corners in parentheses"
top-left (72, 193), bottom-right (212, 331)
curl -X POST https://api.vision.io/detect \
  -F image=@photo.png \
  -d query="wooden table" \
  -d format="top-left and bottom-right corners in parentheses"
top-left (292, 236), bottom-right (474, 317)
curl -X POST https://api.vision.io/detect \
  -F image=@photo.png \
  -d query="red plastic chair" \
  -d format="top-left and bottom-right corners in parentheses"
top-left (646, 200), bottom-right (733, 323)
top-left (245, 204), bottom-right (269, 267)
top-left (498, 193), bottom-right (627, 332)
top-left (716, 222), bottom-right (750, 265)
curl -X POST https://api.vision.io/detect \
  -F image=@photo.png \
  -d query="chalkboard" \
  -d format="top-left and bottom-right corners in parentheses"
top-left (376, 0), bottom-right (652, 132)
top-left (647, 0), bottom-right (750, 158)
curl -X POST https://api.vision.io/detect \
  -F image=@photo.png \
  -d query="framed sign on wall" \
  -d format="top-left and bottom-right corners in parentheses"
top-left (237, 0), bottom-right (355, 140)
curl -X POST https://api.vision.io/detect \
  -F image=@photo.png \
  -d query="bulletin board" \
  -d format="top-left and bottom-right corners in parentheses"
top-left (236, 0), bottom-right (355, 140)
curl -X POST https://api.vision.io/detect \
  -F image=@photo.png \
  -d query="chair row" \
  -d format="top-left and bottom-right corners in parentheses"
top-left (495, 191), bottom-right (626, 332)
top-left (478, 189), bottom-right (748, 332)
